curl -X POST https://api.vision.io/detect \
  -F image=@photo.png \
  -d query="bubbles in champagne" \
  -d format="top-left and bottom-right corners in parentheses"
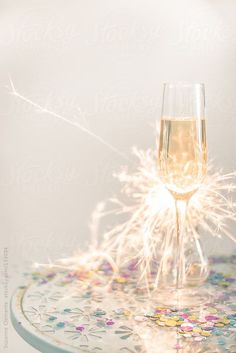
top-left (159, 118), bottom-right (207, 199)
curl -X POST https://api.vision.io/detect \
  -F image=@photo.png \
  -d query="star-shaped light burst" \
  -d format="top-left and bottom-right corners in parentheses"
top-left (9, 79), bottom-right (236, 292)
top-left (54, 147), bottom-right (236, 293)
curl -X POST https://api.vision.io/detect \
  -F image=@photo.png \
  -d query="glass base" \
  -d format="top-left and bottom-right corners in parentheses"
top-left (151, 287), bottom-right (212, 309)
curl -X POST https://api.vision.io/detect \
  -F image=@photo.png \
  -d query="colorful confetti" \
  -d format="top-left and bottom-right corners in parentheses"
top-left (14, 256), bottom-right (236, 352)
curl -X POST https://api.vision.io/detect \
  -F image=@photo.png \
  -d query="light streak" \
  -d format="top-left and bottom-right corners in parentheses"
top-left (10, 78), bottom-right (235, 292)
top-left (8, 77), bottom-right (130, 162)
top-left (34, 147), bottom-right (236, 293)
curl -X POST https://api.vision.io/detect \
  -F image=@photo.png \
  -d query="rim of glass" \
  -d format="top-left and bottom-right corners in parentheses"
top-left (163, 82), bottom-right (205, 88)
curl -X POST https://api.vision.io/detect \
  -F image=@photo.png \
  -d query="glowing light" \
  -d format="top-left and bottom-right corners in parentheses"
top-left (33, 148), bottom-right (236, 294)
top-left (89, 148), bottom-right (236, 290)
top-left (9, 79), bottom-right (236, 292)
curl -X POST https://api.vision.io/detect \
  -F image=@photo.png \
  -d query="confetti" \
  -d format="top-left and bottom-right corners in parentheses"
top-left (48, 316), bottom-right (57, 321)
top-left (56, 322), bottom-right (65, 328)
top-left (166, 319), bottom-right (178, 327)
top-left (21, 255), bottom-right (236, 351)
top-left (76, 325), bottom-right (85, 332)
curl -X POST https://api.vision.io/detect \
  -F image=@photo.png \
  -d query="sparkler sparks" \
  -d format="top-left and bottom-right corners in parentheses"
top-left (8, 77), bottom-right (130, 162)
top-left (9, 79), bottom-right (236, 293)
top-left (86, 148), bottom-right (236, 291)
top-left (34, 148), bottom-right (236, 294)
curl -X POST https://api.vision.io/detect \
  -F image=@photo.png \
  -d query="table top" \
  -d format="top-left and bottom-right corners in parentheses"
top-left (11, 256), bottom-right (236, 353)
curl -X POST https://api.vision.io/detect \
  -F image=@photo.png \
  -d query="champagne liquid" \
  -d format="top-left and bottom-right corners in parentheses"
top-left (159, 118), bottom-right (207, 199)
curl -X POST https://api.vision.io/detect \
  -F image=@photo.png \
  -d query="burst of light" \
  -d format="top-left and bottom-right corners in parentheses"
top-left (9, 79), bottom-right (236, 292)
top-left (86, 148), bottom-right (236, 290)
top-left (34, 148), bottom-right (236, 294)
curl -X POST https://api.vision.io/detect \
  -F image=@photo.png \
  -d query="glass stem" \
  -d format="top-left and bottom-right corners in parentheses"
top-left (175, 199), bottom-right (187, 290)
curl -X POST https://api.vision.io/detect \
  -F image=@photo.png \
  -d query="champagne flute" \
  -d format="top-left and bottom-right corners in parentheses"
top-left (158, 83), bottom-right (207, 292)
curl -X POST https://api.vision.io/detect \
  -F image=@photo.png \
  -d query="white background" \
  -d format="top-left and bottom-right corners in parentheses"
top-left (0, 0), bottom-right (236, 352)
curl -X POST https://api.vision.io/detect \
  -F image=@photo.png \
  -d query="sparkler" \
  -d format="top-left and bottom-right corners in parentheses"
top-left (34, 147), bottom-right (236, 296)
top-left (9, 80), bottom-right (236, 294)
top-left (8, 77), bottom-right (130, 162)
top-left (86, 148), bottom-right (236, 291)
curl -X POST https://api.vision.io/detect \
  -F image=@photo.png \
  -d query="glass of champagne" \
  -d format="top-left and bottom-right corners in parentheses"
top-left (157, 83), bottom-right (208, 305)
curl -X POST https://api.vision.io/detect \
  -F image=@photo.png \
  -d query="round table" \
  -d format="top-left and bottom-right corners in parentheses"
top-left (11, 257), bottom-right (236, 353)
